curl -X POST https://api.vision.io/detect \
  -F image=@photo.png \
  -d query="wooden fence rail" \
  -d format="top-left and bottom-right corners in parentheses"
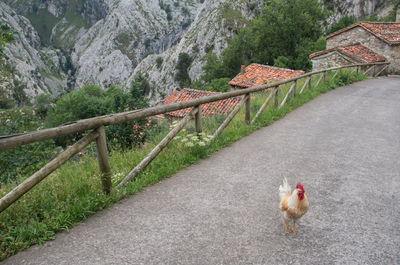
top-left (0, 61), bottom-right (390, 213)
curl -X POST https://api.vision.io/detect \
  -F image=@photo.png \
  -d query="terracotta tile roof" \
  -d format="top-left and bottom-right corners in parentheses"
top-left (326, 22), bottom-right (400, 46)
top-left (161, 88), bottom-right (242, 118)
top-left (309, 43), bottom-right (387, 63)
top-left (228, 63), bottom-right (305, 88)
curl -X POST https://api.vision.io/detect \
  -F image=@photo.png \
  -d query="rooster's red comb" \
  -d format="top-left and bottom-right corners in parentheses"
top-left (296, 182), bottom-right (304, 192)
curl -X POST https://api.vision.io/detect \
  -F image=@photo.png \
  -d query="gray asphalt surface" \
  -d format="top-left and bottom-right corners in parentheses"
top-left (3, 77), bottom-right (400, 265)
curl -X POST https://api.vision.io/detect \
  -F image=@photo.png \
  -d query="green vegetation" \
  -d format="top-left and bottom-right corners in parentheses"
top-left (45, 80), bottom-right (150, 150)
top-left (22, 0), bottom-right (91, 49)
top-left (175, 52), bottom-right (193, 88)
top-left (26, 9), bottom-right (59, 46)
top-left (34, 93), bottom-right (53, 119)
top-left (0, 108), bottom-right (58, 184)
top-left (192, 77), bottom-right (231, 92)
top-left (386, 1), bottom-right (400, 21)
top-left (156, 56), bottom-right (163, 69)
top-left (0, 23), bottom-right (13, 56)
top-left (197, 0), bottom-right (326, 90)
top-left (326, 16), bottom-right (356, 35)
top-left (0, 69), bottom-right (366, 260)
top-left (0, 23), bottom-right (15, 109)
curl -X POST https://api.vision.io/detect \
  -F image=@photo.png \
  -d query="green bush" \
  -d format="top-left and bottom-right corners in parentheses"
top-left (202, 78), bottom-right (231, 92)
top-left (156, 57), bottom-right (163, 69)
top-left (45, 81), bottom-right (150, 150)
top-left (0, 108), bottom-right (57, 184)
top-left (34, 93), bottom-right (53, 119)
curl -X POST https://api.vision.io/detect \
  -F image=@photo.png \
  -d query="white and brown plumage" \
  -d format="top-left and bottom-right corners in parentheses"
top-left (279, 178), bottom-right (309, 235)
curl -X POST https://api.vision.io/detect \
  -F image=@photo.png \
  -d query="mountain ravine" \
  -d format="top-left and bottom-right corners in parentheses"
top-left (0, 0), bottom-right (395, 106)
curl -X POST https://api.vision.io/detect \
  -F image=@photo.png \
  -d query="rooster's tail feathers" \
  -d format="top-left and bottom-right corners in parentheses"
top-left (279, 177), bottom-right (291, 198)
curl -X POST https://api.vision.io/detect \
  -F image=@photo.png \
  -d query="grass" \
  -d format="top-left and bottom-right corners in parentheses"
top-left (0, 69), bottom-right (366, 260)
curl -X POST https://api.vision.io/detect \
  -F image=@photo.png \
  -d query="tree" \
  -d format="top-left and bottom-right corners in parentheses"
top-left (202, 0), bottom-right (326, 81)
top-left (175, 52), bottom-right (192, 88)
top-left (250, 0), bottom-right (326, 70)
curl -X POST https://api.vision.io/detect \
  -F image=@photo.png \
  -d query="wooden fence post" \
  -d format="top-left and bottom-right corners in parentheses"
top-left (299, 76), bottom-right (310, 94)
top-left (118, 108), bottom-right (198, 187)
top-left (308, 76), bottom-right (312, 89)
top-left (375, 64), bottom-right (389, 77)
top-left (245, 93), bottom-right (251, 125)
top-left (95, 126), bottom-right (112, 194)
top-left (195, 105), bottom-right (202, 135)
top-left (213, 95), bottom-right (247, 139)
top-left (292, 80), bottom-right (297, 98)
top-left (274, 86), bottom-right (279, 108)
top-left (323, 71), bottom-right (326, 82)
top-left (251, 89), bottom-right (274, 124)
top-left (315, 72), bottom-right (324, 87)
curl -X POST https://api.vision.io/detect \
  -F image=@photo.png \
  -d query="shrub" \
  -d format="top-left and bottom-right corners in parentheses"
top-left (202, 78), bottom-right (231, 92)
top-left (45, 82), bottom-right (150, 149)
top-left (34, 93), bottom-right (53, 119)
top-left (156, 57), bottom-right (163, 69)
top-left (0, 108), bottom-right (57, 184)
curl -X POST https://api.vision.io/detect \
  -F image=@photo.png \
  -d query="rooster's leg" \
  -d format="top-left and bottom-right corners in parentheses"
top-left (284, 223), bottom-right (290, 235)
top-left (291, 221), bottom-right (299, 235)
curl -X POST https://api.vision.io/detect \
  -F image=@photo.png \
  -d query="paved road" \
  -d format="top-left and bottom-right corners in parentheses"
top-left (4, 77), bottom-right (400, 265)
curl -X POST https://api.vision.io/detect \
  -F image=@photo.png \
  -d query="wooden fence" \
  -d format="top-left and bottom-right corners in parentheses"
top-left (0, 62), bottom-right (389, 213)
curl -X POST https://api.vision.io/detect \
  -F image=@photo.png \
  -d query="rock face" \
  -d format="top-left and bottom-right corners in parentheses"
top-left (322, 0), bottom-right (393, 24)
top-left (0, 0), bottom-right (397, 106)
top-left (0, 2), bottom-right (67, 100)
top-left (132, 0), bottom-right (263, 103)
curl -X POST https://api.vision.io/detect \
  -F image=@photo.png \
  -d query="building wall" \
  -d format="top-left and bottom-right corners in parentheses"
top-left (311, 51), bottom-right (355, 71)
top-left (327, 27), bottom-right (399, 74)
top-left (312, 51), bottom-right (387, 76)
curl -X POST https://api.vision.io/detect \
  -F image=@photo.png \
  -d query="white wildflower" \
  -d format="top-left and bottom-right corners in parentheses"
top-left (113, 172), bottom-right (123, 178)
top-left (185, 142), bottom-right (194, 147)
top-left (181, 138), bottom-right (188, 142)
top-left (198, 141), bottom-right (206, 146)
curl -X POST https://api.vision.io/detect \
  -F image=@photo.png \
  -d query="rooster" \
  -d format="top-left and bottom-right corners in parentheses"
top-left (279, 178), bottom-right (309, 235)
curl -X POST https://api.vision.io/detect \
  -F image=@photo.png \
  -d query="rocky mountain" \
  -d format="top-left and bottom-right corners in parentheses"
top-left (0, 0), bottom-right (396, 106)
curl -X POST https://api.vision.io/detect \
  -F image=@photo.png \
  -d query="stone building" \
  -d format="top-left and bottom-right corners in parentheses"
top-left (229, 63), bottom-right (305, 90)
top-left (310, 19), bottom-right (400, 74)
top-left (309, 43), bottom-right (387, 71)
